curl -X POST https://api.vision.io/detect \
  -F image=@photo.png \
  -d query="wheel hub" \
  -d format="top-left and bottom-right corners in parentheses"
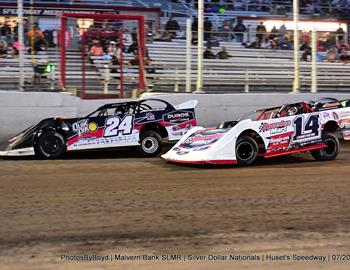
top-left (237, 142), bottom-right (254, 161)
top-left (142, 137), bottom-right (158, 154)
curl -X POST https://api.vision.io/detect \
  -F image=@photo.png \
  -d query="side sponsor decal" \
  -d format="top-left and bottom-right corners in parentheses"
top-left (72, 120), bottom-right (99, 136)
top-left (180, 129), bottom-right (226, 149)
top-left (337, 118), bottom-right (350, 129)
top-left (163, 110), bottom-right (194, 124)
top-left (259, 120), bottom-right (292, 135)
top-left (267, 132), bottom-right (293, 152)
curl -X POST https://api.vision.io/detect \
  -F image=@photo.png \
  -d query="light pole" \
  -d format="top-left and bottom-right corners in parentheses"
top-left (17, 0), bottom-right (25, 91)
top-left (185, 18), bottom-right (192, 92)
top-left (195, 0), bottom-right (204, 93)
top-left (311, 27), bottom-right (317, 93)
top-left (293, 0), bottom-right (300, 93)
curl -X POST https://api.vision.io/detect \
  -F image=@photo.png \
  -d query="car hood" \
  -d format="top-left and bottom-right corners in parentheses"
top-left (4, 118), bottom-right (56, 151)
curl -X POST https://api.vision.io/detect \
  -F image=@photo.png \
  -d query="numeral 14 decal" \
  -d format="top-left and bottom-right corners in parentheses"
top-left (293, 114), bottom-right (321, 142)
top-left (104, 115), bottom-right (134, 137)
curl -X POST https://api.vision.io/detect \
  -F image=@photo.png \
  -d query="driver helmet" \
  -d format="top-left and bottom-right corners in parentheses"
top-left (115, 106), bottom-right (127, 115)
top-left (286, 106), bottom-right (298, 116)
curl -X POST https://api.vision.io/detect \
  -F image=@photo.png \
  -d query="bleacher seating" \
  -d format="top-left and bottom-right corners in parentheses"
top-left (2, 39), bottom-right (350, 95)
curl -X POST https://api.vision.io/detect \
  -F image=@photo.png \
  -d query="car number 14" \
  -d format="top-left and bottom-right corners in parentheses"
top-left (293, 114), bottom-right (321, 142)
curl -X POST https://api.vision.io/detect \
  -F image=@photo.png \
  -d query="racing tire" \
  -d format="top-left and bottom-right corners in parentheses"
top-left (139, 131), bottom-right (163, 157)
top-left (235, 136), bottom-right (259, 166)
top-left (311, 133), bottom-right (339, 161)
top-left (35, 131), bottom-right (66, 159)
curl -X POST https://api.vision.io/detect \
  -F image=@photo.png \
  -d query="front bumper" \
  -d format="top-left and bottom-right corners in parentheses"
top-left (163, 158), bottom-right (237, 165)
top-left (161, 152), bottom-right (237, 165)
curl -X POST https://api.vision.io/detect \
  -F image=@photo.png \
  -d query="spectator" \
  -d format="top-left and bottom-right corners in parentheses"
top-left (269, 26), bottom-right (278, 40)
top-left (89, 41), bottom-right (104, 57)
top-left (326, 47), bottom-right (338, 62)
top-left (191, 17), bottom-right (198, 34)
top-left (278, 38), bottom-right (292, 50)
top-left (89, 40), bottom-right (103, 66)
top-left (127, 41), bottom-right (138, 54)
top-left (131, 28), bottom-right (138, 43)
top-left (203, 46), bottom-right (216, 59)
top-left (245, 39), bottom-right (260, 49)
top-left (107, 41), bottom-right (120, 57)
top-left (339, 48), bottom-right (350, 63)
top-left (222, 20), bottom-right (231, 41)
top-left (2, 33), bottom-right (14, 47)
top-left (122, 29), bottom-right (132, 47)
top-left (301, 47), bottom-right (311, 61)
top-left (217, 46), bottom-right (232, 59)
top-left (165, 17), bottom-right (180, 38)
top-left (129, 52), bottom-right (140, 66)
top-left (300, 42), bottom-right (311, 51)
top-left (110, 55), bottom-right (120, 73)
top-left (261, 38), bottom-right (272, 49)
top-left (204, 17), bottom-right (212, 41)
top-left (0, 21), bottom-right (11, 37)
top-left (6, 46), bottom-right (18, 59)
top-left (256, 21), bottom-right (266, 46)
top-left (153, 30), bottom-right (172, 42)
top-left (278, 23), bottom-right (287, 36)
top-left (336, 40), bottom-right (348, 53)
top-left (191, 17), bottom-right (198, 44)
top-left (27, 26), bottom-right (46, 53)
top-left (233, 19), bottom-right (246, 43)
top-left (0, 41), bottom-right (7, 58)
top-left (336, 24), bottom-right (345, 42)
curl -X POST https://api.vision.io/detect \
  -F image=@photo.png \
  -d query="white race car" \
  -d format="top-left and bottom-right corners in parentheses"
top-left (162, 98), bottom-right (350, 166)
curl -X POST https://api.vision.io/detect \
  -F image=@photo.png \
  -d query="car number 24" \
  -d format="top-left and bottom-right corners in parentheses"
top-left (104, 115), bottom-right (134, 137)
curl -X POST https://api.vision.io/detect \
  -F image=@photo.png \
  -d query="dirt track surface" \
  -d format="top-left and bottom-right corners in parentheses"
top-left (0, 144), bottom-right (350, 270)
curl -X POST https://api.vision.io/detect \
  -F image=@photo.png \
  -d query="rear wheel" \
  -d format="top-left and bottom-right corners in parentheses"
top-left (139, 131), bottom-right (163, 157)
top-left (235, 136), bottom-right (259, 166)
top-left (311, 133), bottom-right (339, 161)
top-left (35, 131), bottom-right (66, 159)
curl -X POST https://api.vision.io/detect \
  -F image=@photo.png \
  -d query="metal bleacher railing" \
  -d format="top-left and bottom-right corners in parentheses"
top-left (2, 35), bottom-right (350, 95)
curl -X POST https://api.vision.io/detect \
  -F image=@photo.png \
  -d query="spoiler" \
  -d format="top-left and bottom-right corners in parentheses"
top-left (174, 100), bottom-right (198, 110)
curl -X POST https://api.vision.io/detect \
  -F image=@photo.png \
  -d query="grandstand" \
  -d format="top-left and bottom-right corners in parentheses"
top-left (1, 0), bottom-right (350, 96)
top-left (2, 39), bottom-right (350, 94)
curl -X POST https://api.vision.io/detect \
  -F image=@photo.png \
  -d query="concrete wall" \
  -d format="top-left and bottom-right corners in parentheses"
top-left (1, 91), bottom-right (349, 145)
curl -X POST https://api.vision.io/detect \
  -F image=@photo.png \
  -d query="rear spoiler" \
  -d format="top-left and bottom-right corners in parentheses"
top-left (174, 100), bottom-right (198, 110)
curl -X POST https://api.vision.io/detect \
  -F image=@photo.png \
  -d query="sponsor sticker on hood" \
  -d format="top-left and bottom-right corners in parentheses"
top-left (180, 128), bottom-right (228, 149)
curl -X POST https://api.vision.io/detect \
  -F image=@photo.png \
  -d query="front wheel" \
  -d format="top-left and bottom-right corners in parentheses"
top-left (311, 133), bottom-right (339, 161)
top-left (235, 136), bottom-right (259, 166)
top-left (139, 131), bottom-right (163, 157)
top-left (35, 131), bottom-right (66, 159)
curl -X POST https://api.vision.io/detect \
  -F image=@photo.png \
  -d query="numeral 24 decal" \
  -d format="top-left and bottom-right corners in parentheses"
top-left (293, 114), bottom-right (321, 142)
top-left (104, 115), bottom-right (134, 137)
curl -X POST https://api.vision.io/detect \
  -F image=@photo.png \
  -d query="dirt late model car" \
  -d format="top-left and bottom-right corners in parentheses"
top-left (0, 99), bottom-right (198, 159)
top-left (162, 98), bottom-right (350, 166)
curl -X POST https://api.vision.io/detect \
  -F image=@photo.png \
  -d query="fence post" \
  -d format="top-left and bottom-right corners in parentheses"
top-left (103, 64), bottom-right (110, 94)
top-left (244, 69), bottom-right (249, 93)
top-left (174, 66), bottom-right (179, 92)
top-left (50, 65), bottom-right (55, 91)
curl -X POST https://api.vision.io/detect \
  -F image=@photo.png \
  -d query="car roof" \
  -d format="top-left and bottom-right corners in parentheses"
top-left (97, 98), bottom-right (172, 110)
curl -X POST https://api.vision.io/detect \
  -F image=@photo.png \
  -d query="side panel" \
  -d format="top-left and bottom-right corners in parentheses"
top-left (66, 115), bottom-right (140, 151)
